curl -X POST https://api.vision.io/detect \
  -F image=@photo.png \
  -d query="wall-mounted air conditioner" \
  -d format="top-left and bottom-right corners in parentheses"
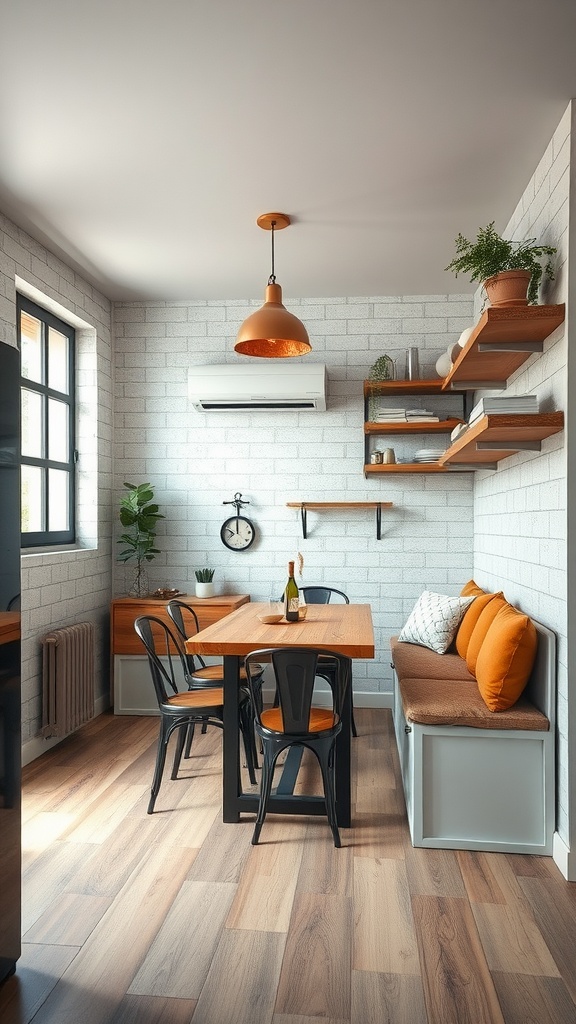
top-left (189, 362), bottom-right (327, 411)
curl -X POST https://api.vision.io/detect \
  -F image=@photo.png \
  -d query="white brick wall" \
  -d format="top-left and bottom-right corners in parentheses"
top-left (113, 294), bottom-right (475, 695)
top-left (471, 104), bottom-right (571, 847)
top-left (0, 213), bottom-right (114, 758)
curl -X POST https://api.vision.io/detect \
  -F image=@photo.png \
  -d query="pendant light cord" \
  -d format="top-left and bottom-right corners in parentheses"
top-left (268, 220), bottom-right (276, 285)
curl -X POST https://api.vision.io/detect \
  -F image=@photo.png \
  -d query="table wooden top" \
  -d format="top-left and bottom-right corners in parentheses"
top-left (186, 601), bottom-right (375, 659)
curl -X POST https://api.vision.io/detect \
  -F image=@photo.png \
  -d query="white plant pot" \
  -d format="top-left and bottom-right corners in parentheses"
top-left (195, 582), bottom-right (215, 598)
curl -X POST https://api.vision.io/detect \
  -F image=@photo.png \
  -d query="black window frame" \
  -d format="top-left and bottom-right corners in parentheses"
top-left (17, 294), bottom-right (76, 547)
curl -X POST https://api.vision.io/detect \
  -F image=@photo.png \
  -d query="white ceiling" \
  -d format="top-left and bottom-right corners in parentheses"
top-left (1, 1), bottom-right (576, 302)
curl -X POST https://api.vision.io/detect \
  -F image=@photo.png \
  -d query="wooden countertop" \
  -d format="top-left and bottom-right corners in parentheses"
top-left (0, 612), bottom-right (20, 645)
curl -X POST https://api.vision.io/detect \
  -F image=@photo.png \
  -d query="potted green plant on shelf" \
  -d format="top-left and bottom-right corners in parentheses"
top-left (117, 481), bottom-right (165, 597)
top-left (445, 222), bottom-right (556, 306)
top-left (195, 568), bottom-right (216, 598)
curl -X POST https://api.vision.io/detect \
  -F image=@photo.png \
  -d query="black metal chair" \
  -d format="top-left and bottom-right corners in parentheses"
top-left (167, 598), bottom-right (265, 752)
top-left (299, 586), bottom-right (358, 738)
top-left (134, 615), bottom-right (257, 813)
top-left (244, 647), bottom-right (351, 847)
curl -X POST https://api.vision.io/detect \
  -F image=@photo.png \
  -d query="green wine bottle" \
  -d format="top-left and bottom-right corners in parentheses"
top-left (284, 560), bottom-right (300, 622)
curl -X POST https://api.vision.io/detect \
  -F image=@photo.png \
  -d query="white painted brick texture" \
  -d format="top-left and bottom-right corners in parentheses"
top-left (472, 104), bottom-right (571, 844)
top-left (113, 293), bottom-right (475, 696)
top-left (0, 212), bottom-right (114, 752)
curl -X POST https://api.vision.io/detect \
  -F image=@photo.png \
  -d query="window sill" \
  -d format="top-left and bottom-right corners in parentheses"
top-left (21, 544), bottom-right (97, 563)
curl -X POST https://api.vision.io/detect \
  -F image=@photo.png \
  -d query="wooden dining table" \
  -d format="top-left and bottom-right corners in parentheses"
top-left (185, 600), bottom-right (375, 826)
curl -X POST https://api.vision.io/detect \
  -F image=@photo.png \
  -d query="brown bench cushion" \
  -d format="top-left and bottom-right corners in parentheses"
top-left (391, 636), bottom-right (475, 682)
top-left (398, 676), bottom-right (549, 731)
top-left (391, 636), bottom-right (549, 731)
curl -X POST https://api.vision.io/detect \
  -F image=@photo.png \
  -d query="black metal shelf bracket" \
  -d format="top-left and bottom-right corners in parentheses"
top-left (299, 503), bottom-right (307, 539)
top-left (297, 502), bottom-right (383, 540)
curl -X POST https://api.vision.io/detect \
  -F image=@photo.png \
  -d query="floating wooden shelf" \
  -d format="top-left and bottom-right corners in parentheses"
top-left (365, 419), bottom-right (463, 435)
top-left (364, 379), bottom-right (468, 398)
top-left (286, 501), bottom-right (393, 539)
top-left (439, 412), bottom-right (564, 468)
top-left (442, 304), bottom-right (565, 391)
top-left (364, 462), bottom-right (463, 474)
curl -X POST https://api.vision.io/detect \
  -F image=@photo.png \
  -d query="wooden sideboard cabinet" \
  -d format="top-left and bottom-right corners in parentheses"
top-left (110, 593), bottom-right (250, 714)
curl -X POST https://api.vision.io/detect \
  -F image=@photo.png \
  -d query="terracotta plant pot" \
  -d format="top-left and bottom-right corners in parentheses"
top-left (484, 270), bottom-right (531, 307)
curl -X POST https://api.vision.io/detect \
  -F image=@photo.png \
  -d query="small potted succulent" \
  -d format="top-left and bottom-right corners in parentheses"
top-left (195, 568), bottom-right (216, 598)
top-left (445, 222), bottom-right (556, 306)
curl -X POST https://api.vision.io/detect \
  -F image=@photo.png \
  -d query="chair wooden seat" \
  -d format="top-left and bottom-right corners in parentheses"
top-left (165, 688), bottom-right (224, 710)
top-left (188, 663), bottom-right (252, 684)
top-left (261, 706), bottom-right (339, 732)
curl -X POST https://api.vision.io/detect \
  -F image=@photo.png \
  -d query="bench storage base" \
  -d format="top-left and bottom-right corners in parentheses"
top-left (392, 618), bottom-right (555, 855)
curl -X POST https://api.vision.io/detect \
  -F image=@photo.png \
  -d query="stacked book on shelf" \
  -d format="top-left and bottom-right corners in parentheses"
top-left (450, 394), bottom-right (539, 444)
top-left (374, 406), bottom-right (440, 423)
top-left (468, 394), bottom-right (539, 424)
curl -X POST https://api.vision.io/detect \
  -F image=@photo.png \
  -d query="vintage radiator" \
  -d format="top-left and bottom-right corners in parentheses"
top-left (41, 622), bottom-right (95, 738)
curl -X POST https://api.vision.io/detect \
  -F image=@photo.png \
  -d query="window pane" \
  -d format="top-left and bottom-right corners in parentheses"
top-left (21, 465), bottom-right (44, 532)
top-left (48, 327), bottom-right (69, 393)
top-left (48, 398), bottom-right (69, 462)
top-left (48, 469), bottom-right (69, 531)
top-left (20, 311), bottom-right (43, 383)
top-left (21, 389), bottom-right (43, 458)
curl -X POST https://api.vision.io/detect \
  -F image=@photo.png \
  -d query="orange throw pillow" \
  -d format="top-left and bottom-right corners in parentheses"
top-left (460, 580), bottom-right (486, 598)
top-left (455, 591), bottom-right (501, 660)
top-left (465, 593), bottom-right (506, 675)
top-left (475, 603), bottom-right (538, 711)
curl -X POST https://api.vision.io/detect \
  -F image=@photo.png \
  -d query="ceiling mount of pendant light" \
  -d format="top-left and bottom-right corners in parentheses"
top-left (234, 212), bottom-right (311, 358)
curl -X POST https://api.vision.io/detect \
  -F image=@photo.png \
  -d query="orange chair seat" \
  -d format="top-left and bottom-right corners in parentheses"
top-left (189, 664), bottom-right (254, 683)
top-left (166, 688), bottom-right (223, 709)
top-left (260, 706), bottom-right (338, 732)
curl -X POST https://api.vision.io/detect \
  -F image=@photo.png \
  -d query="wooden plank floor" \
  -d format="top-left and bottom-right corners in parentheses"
top-left (2, 708), bottom-right (575, 1024)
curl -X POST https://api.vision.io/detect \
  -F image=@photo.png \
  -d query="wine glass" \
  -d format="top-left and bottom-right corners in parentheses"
top-left (268, 586), bottom-right (283, 618)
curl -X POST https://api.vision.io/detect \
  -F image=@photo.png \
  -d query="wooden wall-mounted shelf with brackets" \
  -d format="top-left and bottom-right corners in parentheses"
top-left (286, 501), bottom-right (393, 540)
top-left (438, 412), bottom-right (564, 469)
top-left (442, 304), bottom-right (565, 391)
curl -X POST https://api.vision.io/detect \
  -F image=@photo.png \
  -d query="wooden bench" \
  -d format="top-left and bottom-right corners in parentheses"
top-left (391, 618), bottom-right (555, 855)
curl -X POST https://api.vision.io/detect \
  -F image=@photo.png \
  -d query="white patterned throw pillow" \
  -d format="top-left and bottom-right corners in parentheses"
top-left (398, 590), bottom-right (475, 654)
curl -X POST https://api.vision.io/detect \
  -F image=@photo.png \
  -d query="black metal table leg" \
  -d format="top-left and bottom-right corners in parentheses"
top-left (222, 654), bottom-right (241, 822)
top-left (335, 658), bottom-right (352, 827)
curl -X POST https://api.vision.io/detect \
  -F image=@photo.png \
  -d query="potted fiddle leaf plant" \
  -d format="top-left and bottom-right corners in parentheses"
top-left (445, 222), bottom-right (556, 306)
top-left (195, 568), bottom-right (216, 598)
top-left (117, 481), bottom-right (165, 597)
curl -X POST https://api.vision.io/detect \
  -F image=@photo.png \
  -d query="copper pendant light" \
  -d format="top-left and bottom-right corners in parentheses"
top-left (234, 213), bottom-right (311, 358)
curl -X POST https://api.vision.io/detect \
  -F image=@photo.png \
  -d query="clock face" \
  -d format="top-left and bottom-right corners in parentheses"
top-left (220, 515), bottom-right (256, 551)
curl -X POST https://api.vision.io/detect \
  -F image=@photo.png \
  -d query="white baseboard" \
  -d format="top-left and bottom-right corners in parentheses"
top-left (552, 831), bottom-right (575, 881)
top-left (261, 688), bottom-right (393, 709)
top-left (21, 694), bottom-right (110, 767)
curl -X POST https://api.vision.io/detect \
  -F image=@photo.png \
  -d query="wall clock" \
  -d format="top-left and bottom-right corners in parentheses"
top-left (220, 492), bottom-right (256, 551)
